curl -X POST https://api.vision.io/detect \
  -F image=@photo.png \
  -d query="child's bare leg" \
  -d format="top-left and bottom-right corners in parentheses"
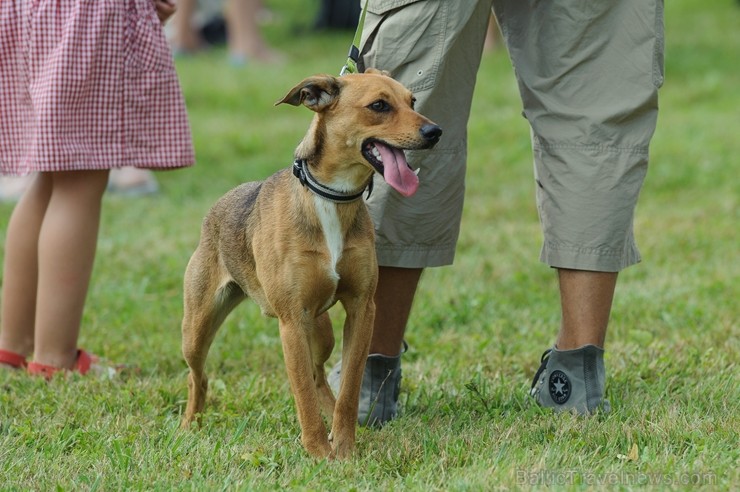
top-left (32, 170), bottom-right (109, 369)
top-left (0, 174), bottom-right (53, 361)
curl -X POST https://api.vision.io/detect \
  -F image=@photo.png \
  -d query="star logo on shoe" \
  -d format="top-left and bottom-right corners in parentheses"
top-left (549, 370), bottom-right (571, 404)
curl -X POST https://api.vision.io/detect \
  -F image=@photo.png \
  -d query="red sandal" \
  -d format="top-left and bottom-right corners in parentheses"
top-left (27, 349), bottom-right (95, 379)
top-left (0, 349), bottom-right (27, 369)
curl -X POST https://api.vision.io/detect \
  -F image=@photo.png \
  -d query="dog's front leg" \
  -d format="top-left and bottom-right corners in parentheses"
top-left (311, 311), bottom-right (337, 421)
top-left (278, 316), bottom-right (332, 459)
top-left (331, 297), bottom-right (375, 459)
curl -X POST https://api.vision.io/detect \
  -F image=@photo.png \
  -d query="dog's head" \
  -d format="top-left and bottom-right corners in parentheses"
top-left (276, 69), bottom-right (442, 197)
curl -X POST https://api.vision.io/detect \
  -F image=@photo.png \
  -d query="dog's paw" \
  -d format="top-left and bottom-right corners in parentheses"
top-left (329, 434), bottom-right (355, 460)
top-left (302, 435), bottom-right (333, 460)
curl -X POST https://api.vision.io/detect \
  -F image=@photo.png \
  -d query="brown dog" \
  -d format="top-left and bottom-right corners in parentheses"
top-left (180, 69), bottom-right (441, 459)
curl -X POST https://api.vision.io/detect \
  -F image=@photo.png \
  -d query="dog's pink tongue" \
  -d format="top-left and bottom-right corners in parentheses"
top-left (376, 143), bottom-right (419, 197)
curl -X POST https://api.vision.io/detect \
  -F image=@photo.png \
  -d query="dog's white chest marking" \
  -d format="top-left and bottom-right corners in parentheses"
top-left (313, 196), bottom-right (342, 282)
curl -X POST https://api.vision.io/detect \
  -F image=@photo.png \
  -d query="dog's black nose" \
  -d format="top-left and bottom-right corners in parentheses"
top-left (420, 124), bottom-right (443, 144)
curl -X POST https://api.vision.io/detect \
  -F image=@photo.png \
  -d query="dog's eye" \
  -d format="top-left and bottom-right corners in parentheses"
top-left (368, 100), bottom-right (391, 112)
top-left (410, 97), bottom-right (417, 110)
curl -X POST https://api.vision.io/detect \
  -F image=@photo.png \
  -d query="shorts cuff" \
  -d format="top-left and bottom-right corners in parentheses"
top-left (376, 244), bottom-right (456, 269)
top-left (540, 242), bottom-right (641, 272)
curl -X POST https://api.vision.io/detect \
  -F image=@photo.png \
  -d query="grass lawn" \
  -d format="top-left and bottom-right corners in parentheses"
top-left (1, 0), bottom-right (738, 489)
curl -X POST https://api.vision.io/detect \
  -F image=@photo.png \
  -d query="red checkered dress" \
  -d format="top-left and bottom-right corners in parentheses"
top-left (0, 0), bottom-right (194, 175)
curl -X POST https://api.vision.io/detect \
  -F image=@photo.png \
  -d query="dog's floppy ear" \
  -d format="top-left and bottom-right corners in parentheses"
top-left (275, 75), bottom-right (341, 112)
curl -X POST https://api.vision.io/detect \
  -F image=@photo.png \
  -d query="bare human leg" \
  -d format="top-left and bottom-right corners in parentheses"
top-left (224, 0), bottom-right (282, 63)
top-left (30, 170), bottom-right (109, 369)
top-left (171, 0), bottom-right (201, 53)
top-left (556, 268), bottom-right (617, 350)
top-left (0, 174), bottom-right (53, 362)
top-left (368, 266), bottom-right (422, 356)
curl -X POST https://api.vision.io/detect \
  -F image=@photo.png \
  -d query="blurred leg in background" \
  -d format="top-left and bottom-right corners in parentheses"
top-left (170, 0), bottom-right (283, 64)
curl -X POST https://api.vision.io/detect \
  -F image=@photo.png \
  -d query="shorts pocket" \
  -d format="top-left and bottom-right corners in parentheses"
top-left (362, 1), bottom-right (447, 93)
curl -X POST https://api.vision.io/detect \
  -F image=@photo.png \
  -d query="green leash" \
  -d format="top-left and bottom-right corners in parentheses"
top-left (340, 0), bottom-right (369, 75)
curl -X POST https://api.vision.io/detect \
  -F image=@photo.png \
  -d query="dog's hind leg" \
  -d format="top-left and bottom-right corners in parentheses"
top-left (311, 311), bottom-right (337, 422)
top-left (181, 256), bottom-right (245, 428)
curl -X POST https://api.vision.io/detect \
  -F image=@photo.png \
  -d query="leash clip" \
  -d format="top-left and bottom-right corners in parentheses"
top-left (340, 45), bottom-right (361, 76)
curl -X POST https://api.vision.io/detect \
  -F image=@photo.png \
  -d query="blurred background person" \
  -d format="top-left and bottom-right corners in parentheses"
top-left (170, 0), bottom-right (283, 64)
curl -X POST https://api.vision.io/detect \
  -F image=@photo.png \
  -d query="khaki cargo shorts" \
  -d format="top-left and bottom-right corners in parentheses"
top-left (360, 0), bottom-right (664, 272)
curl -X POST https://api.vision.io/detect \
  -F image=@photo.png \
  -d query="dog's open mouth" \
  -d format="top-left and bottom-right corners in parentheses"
top-left (362, 140), bottom-right (419, 197)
